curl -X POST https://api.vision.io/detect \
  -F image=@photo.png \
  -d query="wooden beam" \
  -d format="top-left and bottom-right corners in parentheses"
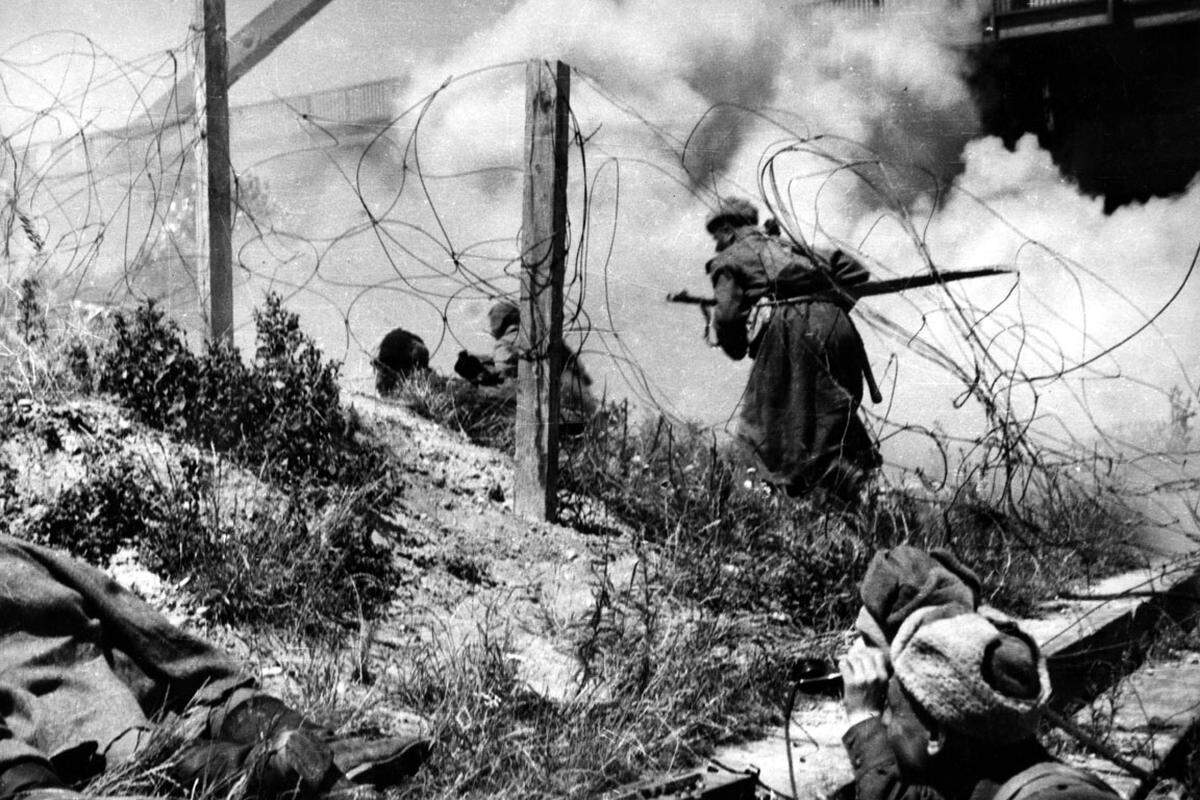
top-left (151, 0), bottom-right (338, 119)
top-left (204, 0), bottom-right (233, 344)
top-left (226, 0), bottom-right (339, 85)
top-left (514, 60), bottom-right (570, 522)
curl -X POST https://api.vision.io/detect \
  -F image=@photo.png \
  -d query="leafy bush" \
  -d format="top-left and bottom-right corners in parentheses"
top-left (97, 294), bottom-right (397, 498)
top-left (85, 294), bottom-right (403, 632)
top-left (24, 456), bottom-right (169, 565)
top-left (18, 449), bottom-right (398, 634)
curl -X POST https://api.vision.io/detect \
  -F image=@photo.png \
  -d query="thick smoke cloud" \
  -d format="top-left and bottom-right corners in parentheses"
top-left (231, 0), bottom-right (1199, 470)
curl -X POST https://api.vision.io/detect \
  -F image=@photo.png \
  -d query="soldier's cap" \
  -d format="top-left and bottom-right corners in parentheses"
top-left (705, 197), bottom-right (758, 233)
top-left (488, 300), bottom-right (520, 339)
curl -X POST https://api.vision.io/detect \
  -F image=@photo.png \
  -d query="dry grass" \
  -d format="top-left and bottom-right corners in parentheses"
top-left (0, 290), bottom-right (1157, 800)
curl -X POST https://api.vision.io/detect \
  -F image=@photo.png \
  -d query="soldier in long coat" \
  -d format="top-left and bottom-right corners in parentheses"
top-left (704, 198), bottom-right (880, 503)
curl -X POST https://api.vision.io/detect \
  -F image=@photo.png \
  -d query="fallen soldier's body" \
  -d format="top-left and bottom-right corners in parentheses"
top-left (0, 535), bottom-right (429, 800)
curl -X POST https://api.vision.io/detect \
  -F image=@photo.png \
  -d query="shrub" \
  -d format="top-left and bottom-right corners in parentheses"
top-left (16, 449), bottom-right (399, 634)
top-left (24, 455), bottom-right (170, 565)
top-left (85, 294), bottom-right (404, 632)
top-left (97, 294), bottom-right (398, 499)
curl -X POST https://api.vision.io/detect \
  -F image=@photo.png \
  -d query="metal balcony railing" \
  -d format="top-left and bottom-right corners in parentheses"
top-left (986, 0), bottom-right (1200, 39)
top-left (831, 0), bottom-right (885, 9)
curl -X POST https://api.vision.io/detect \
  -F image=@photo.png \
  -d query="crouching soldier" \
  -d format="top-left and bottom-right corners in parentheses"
top-left (454, 299), bottom-right (598, 435)
top-left (838, 547), bottom-right (1119, 800)
top-left (701, 197), bottom-right (881, 507)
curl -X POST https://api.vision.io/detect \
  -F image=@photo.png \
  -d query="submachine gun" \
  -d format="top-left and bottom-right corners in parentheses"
top-left (669, 266), bottom-right (1012, 406)
top-left (667, 266), bottom-right (1013, 309)
top-left (601, 764), bottom-right (774, 800)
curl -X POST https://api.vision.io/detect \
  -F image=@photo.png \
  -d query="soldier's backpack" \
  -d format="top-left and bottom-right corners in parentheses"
top-left (991, 761), bottom-right (1121, 800)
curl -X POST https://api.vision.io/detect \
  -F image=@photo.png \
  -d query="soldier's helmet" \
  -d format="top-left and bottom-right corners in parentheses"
top-left (705, 197), bottom-right (759, 233)
top-left (487, 299), bottom-right (520, 339)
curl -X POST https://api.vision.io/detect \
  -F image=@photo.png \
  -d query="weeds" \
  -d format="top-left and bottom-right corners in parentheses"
top-left (397, 370), bottom-right (515, 451)
top-left (403, 376), bottom-right (1140, 629)
top-left (390, 612), bottom-right (782, 800)
top-left (5, 436), bottom-right (400, 634)
top-left (147, 479), bottom-right (402, 634)
top-left (0, 276), bottom-right (109, 398)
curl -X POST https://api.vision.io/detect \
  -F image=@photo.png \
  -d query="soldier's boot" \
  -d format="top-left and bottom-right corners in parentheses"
top-left (208, 692), bottom-right (431, 791)
top-left (0, 761), bottom-right (154, 800)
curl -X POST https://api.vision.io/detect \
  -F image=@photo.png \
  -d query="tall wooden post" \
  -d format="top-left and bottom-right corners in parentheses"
top-left (515, 60), bottom-right (570, 521)
top-left (203, 0), bottom-right (234, 344)
top-left (191, 2), bottom-right (208, 324)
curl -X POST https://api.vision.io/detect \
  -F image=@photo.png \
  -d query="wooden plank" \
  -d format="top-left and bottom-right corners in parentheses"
top-left (203, 0), bottom-right (234, 343)
top-left (191, 1), bottom-right (209, 324)
top-left (514, 60), bottom-right (569, 522)
top-left (1065, 657), bottom-right (1200, 797)
top-left (150, 0), bottom-right (338, 119)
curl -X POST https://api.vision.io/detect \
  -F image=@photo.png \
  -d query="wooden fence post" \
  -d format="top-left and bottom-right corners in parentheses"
top-left (190, 1), bottom-right (208, 325)
top-left (515, 60), bottom-right (570, 521)
top-left (203, 0), bottom-right (234, 344)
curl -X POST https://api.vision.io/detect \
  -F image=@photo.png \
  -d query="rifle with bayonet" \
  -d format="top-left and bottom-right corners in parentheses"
top-left (667, 266), bottom-right (1012, 307)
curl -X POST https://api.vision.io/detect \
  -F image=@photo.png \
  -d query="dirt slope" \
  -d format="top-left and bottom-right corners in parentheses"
top-left (347, 392), bottom-right (640, 700)
top-left (0, 391), bottom-right (641, 703)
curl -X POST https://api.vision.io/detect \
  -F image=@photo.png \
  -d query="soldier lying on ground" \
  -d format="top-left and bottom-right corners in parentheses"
top-left (837, 546), bottom-right (1119, 800)
top-left (0, 535), bottom-right (430, 800)
top-left (454, 300), bottom-right (598, 435)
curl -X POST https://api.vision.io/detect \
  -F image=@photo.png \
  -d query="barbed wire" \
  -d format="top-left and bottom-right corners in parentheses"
top-left (2, 32), bottom-right (1198, 554)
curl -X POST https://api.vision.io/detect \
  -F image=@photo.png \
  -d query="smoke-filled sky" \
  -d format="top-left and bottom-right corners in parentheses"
top-left (4, 0), bottom-right (1199, 479)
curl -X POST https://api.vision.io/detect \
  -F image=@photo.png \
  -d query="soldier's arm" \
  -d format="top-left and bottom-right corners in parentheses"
top-left (711, 270), bottom-right (750, 361)
top-left (827, 248), bottom-right (871, 286)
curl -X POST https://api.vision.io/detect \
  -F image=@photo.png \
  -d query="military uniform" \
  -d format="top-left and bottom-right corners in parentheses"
top-left (0, 536), bottom-right (427, 800)
top-left (455, 300), bottom-right (597, 434)
top-left (704, 208), bottom-right (880, 501)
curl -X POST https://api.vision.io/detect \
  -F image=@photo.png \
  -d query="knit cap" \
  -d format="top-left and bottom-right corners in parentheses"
top-left (890, 607), bottom-right (1050, 743)
top-left (705, 197), bottom-right (758, 232)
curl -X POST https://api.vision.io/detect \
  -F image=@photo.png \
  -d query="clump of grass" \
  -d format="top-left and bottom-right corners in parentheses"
top-left (390, 606), bottom-right (785, 799)
top-left (396, 370), bottom-right (516, 451)
top-left (148, 478), bottom-right (402, 634)
top-left (0, 276), bottom-right (111, 399)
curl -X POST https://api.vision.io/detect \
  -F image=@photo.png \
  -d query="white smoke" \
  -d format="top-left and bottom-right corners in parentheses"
top-left (384, 0), bottom-right (1196, 440)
